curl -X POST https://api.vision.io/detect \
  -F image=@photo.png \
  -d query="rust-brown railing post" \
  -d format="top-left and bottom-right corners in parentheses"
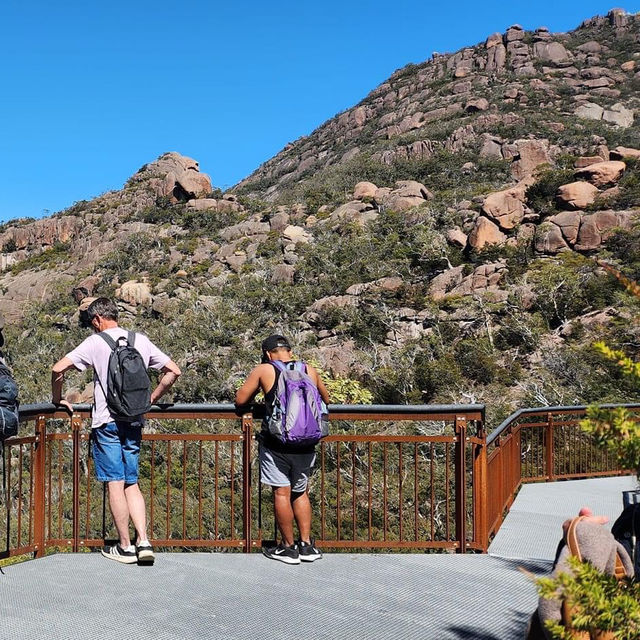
top-left (71, 413), bottom-right (82, 552)
top-left (242, 413), bottom-right (253, 553)
top-left (33, 415), bottom-right (47, 558)
top-left (545, 412), bottom-right (555, 481)
top-left (472, 419), bottom-right (488, 552)
top-left (454, 415), bottom-right (467, 553)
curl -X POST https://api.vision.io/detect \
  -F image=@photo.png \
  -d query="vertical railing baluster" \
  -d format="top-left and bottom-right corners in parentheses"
top-left (214, 441), bottom-right (219, 540)
top-left (57, 440), bottom-right (63, 541)
top-left (182, 441), bottom-right (187, 540)
top-left (351, 442), bottom-right (356, 541)
top-left (29, 441), bottom-right (34, 546)
top-left (33, 416), bottom-right (46, 558)
top-left (383, 443), bottom-right (388, 542)
top-left (398, 443), bottom-right (403, 542)
top-left (17, 444), bottom-right (23, 548)
top-left (430, 442), bottom-right (435, 541)
top-left (241, 414), bottom-right (252, 553)
top-left (473, 419), bottom-right (488, 552)
top-left (150, 440), bottom-right (155, 539)
top-left (454, 415), bottom-right (467, 553)
top-left (445, 443), bottom-right (450, 540)
top-left (230, 442), bottom-right (235, 540)
top-left (367, 442), bottom-right (372, 542)
top-left (72, 413), bottom-right (81, 552)
top-left (546, 413), bottom-right (554, 481)
top-left (336, 443), bottom-right (341, 541)
top-left (320, 442), bottom-right (325, 542)
top-left (47, 430), bottom-right (52, 547)
top-left (198, 441), bottom-right (203, 542)
top-left (414, 443), bottom-right (418, 542)
top-left (85, 440), bottom-right (91, 543)
top-left (166, 441), bottom-right (171, 540)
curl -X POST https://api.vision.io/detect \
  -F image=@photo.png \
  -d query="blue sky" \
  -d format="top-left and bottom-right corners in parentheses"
top-left (1, 1), bottom-right (638, 223)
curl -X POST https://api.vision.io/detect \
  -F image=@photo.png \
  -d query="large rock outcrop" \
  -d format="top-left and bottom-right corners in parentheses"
top-left (128, 152), bottom-right (212, 201)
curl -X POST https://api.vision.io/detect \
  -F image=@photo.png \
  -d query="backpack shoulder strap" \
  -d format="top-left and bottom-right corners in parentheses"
top-left (614, 551), bottom-right (628, 580)
top-left (270, 360), bottom-right (287, 373)
top-left (294, 361), bottom-right (307, 373)
top-left (127, 331), bottom-right (136, 347)
top-left (98, 332), bottom-right (117, 350)
top-left (565, 516), bottom-right (583, 561)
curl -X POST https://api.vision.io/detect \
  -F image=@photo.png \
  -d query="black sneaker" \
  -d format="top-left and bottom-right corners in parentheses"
top-left (101, 543), bottom-right (137, 564)
top-left (262, 542), bottom-right (300, 565)
top-left (136, 540), bottom-right (155, 565)
top-left (298, 539), bottom-right (323, 562)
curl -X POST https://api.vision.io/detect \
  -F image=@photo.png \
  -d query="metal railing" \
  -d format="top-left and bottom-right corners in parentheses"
top-left (0, 402), bottom-right (635, 559)
top-left (484, 403), bottom-right (640, 543)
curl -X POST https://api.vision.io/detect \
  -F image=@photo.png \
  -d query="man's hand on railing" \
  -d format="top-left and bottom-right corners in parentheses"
top-left (53, 400), bottom-right (74, 413)
top-left (234, 402), bottom-right (253, 417)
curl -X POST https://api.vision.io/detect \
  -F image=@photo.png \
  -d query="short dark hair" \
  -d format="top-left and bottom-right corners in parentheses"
top-left (87, 298), bottom-right (119, 322)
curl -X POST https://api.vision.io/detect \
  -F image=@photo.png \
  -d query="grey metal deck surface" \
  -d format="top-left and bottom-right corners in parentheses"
top-left (0, 552), bottom-right (543, 640)
top-left (489, 475), bottom-right (638, 561)
top-left (1, 476), bottom-right (634, 640)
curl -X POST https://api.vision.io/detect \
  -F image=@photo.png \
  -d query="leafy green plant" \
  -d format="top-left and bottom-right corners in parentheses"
top-left (308, 360), bottom-right (373, 405)
top-left (537, 556), bottom-right (640, 640)
top-left (526, 168), bottom-right (575, 217)
top-left (536, 263), bottom-right (640, 639)
top-left (10, 242), bottom-right (71, 274)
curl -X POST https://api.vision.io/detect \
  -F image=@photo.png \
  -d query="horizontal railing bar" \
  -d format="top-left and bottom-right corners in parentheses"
top-left (301, 540), bottom-right (459, 550)
top-left (0, 545), bottom-right (37, 558)
top-left (324, 435), bottom-right (457, 443)
top-left (44, 539), bottom-right (248, 548)
top-left (18, 402), bottom-right (485, 421)
top-left (487, 403), bottom-right (640, 445)
top-left (143, 433), bottom-right (243, 442)
top-left (136, 539), bottom-right (245, 548)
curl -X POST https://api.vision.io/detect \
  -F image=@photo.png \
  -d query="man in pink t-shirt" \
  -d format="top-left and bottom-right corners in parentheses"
top-left (52, 298), bottom-right (181, 565)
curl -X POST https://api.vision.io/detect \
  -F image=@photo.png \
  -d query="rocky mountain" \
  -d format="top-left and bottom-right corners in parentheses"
top-left (0, 10), bottom-right (639, 426)
top-left (237, 9), bottom-right (639, 202)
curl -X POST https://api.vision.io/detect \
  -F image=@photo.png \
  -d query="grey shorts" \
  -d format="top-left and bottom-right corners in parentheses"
top-left (259, 444), bottom-right (316, 493)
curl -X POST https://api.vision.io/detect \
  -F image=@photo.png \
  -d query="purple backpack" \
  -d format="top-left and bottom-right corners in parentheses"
top-left (267, 360), bottom-right (328, 446)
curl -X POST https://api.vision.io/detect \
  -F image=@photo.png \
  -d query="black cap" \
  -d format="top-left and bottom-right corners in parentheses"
top-left (261, 335), bottom-right (291, 352)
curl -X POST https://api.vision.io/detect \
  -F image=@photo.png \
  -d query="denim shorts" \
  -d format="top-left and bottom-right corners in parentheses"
top-left (92, 421), bottom-right (142, 484)
top-left (259, 444), bottom-right (316, 493)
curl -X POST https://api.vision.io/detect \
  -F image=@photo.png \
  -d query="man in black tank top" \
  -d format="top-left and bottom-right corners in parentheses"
top-left (236, 335), bottom-right (330, 565)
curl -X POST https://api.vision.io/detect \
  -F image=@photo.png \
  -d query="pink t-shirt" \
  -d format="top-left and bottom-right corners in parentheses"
top-left (66, 327), bottom-right (170, 428)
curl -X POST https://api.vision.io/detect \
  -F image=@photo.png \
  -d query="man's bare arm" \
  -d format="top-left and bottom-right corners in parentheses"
top-left (150, 360), bottom-right (182, 404)
top-left (235, 366), bottom-right (264, 407)
top-left (307, 365), bottom-right (330, 405)
top-left (51, 356), bottom-right (78, 411)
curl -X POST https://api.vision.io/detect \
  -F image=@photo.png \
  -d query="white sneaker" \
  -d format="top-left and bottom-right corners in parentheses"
top-left (136, 540), bottom-right (155, 565)
top-left (101, 543), bottom-right (137, 564)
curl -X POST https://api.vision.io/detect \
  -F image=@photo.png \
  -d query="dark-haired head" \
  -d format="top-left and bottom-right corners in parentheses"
top-left (87, 298), bottom-right (119, 324)
top-left (260, 334), bottom-right (291, 363)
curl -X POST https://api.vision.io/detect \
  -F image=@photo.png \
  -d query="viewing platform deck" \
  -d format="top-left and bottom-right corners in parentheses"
top-left (2, 475), bottom-right (635, 640)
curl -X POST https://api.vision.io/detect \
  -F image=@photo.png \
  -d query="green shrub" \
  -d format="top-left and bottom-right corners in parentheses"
top-left (526, 168), bottom-right (575, 217)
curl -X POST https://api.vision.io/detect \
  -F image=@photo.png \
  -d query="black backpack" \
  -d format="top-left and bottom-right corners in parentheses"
top-left (612, 503), bottom-right (640, 578)
top-left (0, 362), bottom-right (19, 439)
top-left (97, 331), bottom-right (152, 422)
